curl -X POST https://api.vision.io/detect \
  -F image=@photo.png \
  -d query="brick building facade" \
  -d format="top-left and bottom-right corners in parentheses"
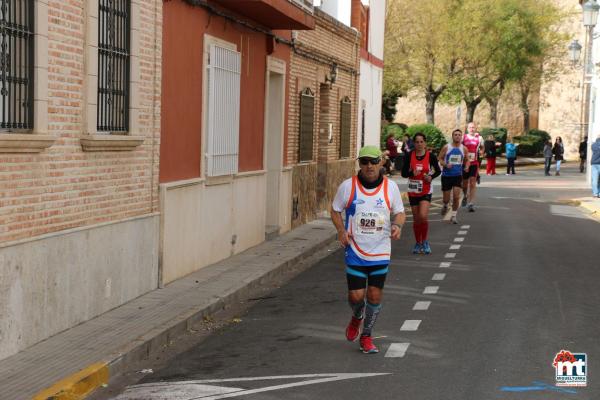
top-left (288, 8), bottom-right (360, 227)
top-left (0, 0), bottom-right (162, 360)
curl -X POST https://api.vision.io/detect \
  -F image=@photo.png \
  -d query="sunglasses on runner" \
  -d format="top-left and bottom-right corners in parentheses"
top-left (359, 158), bottom-right (381, 165)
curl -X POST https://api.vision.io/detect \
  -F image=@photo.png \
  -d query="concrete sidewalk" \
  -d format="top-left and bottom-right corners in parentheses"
top-left (480, 156), bottom-right (545, 167)
top-left (0, 219), bottom-right (337, 400)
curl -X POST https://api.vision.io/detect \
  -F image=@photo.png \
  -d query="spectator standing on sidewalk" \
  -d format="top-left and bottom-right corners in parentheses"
top-left (505, 137), bottom-right (518, 175)
top-left (331, 145), bottom-right (406, 354)
top-left (484, 135), bottom-right (499, 175)
top-left (543, 139), bottom-right (553, 176)
top-left (385, 133), bottom-right (399, 174)
top-left (579, 136), bottom-right (588, 173)
top-left (591, 136), bottom-right (600, 198)
top-left (553, 137), bottom-right (564, 176)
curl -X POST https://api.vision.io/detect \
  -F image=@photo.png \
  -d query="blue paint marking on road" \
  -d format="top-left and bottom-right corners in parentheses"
top-left (500, 381), bottom-right (577, 394)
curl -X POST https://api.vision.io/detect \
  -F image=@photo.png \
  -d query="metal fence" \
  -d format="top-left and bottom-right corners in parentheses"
top-left (98, 0), bottom-right (130, 133)
top-left (0, 0), bottom-right (34, 130)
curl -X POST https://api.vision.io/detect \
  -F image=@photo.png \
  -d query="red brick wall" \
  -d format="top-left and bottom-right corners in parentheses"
top-left (287, 9), bottom-right (360, 165)
top-left (0, 1), bottom-right (162, 244)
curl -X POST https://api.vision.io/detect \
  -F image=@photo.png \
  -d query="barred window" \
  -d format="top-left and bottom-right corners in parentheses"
top-left (0, 0), bottom-right (34, 130)
top-left (98, 0), bottom-right (130, 132)
top-left (299, 87), bottom-right (315, 162)
top-left (339, 96), bottom-right (351, 158)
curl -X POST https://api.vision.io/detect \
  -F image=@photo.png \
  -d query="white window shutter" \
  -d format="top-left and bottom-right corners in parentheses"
top-left (206, 44), bottom-right (241, 176)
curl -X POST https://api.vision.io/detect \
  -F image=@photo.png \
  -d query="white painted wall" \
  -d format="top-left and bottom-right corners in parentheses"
top-left (358, 61), bottom-right (383, 153)
top-left (160, 174), bottom-right (269, 285)
top-left (316, 0), bottom-right (351, 26)
top-left (367, 0), bottom-right (386, 59)
top-left (355, 0), bottom-right (385, 154)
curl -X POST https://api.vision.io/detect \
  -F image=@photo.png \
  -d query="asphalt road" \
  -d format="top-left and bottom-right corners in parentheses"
top-left (102, 165), bottom-right (600, 400)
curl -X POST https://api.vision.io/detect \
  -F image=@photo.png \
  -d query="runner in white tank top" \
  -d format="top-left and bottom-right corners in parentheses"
top-left (331, 146), bottom-right (406, 354)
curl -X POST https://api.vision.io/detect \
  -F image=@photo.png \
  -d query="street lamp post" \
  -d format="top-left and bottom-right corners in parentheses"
top-left (581, 1), bottom-right (600, 146)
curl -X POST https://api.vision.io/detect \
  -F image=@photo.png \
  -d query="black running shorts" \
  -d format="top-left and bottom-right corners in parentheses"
top-left (408, 194), bottom-right (432, 206)
top-left (441, 175), bottom-right (463, 191)
top-left (346, 264), bottom-right (388, 291)
top-left (463, 164), bottom-right (478, 179)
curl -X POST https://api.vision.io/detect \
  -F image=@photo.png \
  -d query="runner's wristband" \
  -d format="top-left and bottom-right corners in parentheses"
top-left (392, 223), bottom-right (403, 229)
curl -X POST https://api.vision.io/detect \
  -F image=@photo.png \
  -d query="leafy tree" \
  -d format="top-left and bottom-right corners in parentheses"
top-left (443, 0), bottom-right (552, 124)
top-left (384, 0), bottom-right (463, 124)
top-left (515, 2), bottom-right (568, 133)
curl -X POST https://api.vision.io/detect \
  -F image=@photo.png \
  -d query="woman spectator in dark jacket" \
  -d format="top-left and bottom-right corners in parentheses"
top-left (386, 133), bottom-right (399, 174)
top-left (552, 136), bottom-right (564, 176)
top-left (483, 135), bottom-right (500, 175)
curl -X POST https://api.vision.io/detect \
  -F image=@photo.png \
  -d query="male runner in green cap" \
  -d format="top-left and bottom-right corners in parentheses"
top-left (331, 145), bottom-right (406, 354)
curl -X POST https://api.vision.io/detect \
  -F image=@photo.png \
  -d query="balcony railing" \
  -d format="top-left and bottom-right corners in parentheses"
top-left (290, 0), bottom-right (314, 13)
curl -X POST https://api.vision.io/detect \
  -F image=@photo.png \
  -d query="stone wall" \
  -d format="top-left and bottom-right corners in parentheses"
top-left (291, 159), bottom-right (355, 228)
top-left (394, 88), bottom-right (531, 136)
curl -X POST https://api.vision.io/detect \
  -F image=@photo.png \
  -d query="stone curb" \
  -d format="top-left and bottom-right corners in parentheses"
top-left (577, 198), bottom-right (600, 221)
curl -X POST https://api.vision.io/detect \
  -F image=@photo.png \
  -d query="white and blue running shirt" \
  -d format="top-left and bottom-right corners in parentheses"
top-left (332, 176), bottom-right (404, 266)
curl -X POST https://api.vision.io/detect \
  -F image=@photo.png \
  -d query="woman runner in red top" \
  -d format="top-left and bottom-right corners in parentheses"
top-left (401, 133), bottom-right (441, 254)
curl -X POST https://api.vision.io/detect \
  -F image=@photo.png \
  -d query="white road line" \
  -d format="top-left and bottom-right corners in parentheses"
top-left (454, 237), bottom-right (465, 242)
top-left (461, 225), bottom-right (471, 229)
top-left (445, 253), bottom-right (456, 258)
top-left (413, 301), bottom-right (431, 310)
top-left (457, 230), bottom-right (468, 235)
top-left (432, 273), bottom-right (446, 281)
top-left (400, 320), bottom-right (421, 331)
top-left (439, 262), bottom-right (451, 268)
top-left (449, 244), bottom-right (461, 250)
top-left (384, 343), bottom-right (410, 358)
top-left (116, 374), bottom-right (391, 400)
top-left (423, 286), bottom-right (439, 294)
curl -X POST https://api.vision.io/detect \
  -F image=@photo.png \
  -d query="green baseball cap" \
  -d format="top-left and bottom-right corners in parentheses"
top-left (357, 145), bottom-right (382, 159)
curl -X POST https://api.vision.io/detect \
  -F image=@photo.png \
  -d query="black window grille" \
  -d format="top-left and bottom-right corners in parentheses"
top-left (299, 87), bottom-right (315, 162)
top-left (98, 0), bottom-right (130, 132)
top-left (0, 0), bottom-right (34, 130)
top-left (340, 96), bottom-right (351, 158)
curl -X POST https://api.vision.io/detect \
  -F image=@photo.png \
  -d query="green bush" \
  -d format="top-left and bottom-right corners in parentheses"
top-left (406, 123), bottom-right (447, 153)
top-left (514, 134), bottom-right (544, 156)
top-left (527, 129), bottom-right (551, 143)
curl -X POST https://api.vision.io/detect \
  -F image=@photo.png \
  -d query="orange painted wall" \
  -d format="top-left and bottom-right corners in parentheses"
top-left (161, 0), bottom-right (291, 182)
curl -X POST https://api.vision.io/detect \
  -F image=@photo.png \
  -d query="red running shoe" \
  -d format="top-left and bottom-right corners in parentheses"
top-left (345, 316), bottom-right (362, 342)
top-left (359, 335), bottom-right (379, 354)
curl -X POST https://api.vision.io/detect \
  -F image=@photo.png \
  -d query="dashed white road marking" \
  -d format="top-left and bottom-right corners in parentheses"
top-left (439, 262), bottom-right (451, 268)
top-left (457, 230), bottom-right (468, 235)
top-left (445, 253), bottom-right (456, 259)
top-left (460, 225), bottom-right (471, 229)
top-left (432, 273), bottom-right (446, 281)
top-left (400, 320), bottom-right (421, 331)
top-left (449, 244), bottom-right (461, 250)
top-left (413, 301), bottom-right (431, 310)
top-left (384, 343), bottom-right (410, 358)
top-left (423, 286), bottom-right (439, 294)
top-left (454, 237), bottom-right (465, 242)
